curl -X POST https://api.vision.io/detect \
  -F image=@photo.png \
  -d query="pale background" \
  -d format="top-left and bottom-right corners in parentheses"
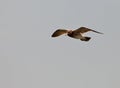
top-left (0, 0), bottom-right (120, 88)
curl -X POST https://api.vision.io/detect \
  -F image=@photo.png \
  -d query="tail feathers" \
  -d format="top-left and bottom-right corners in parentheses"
top-left (80, 37), bottom-right (91, 41)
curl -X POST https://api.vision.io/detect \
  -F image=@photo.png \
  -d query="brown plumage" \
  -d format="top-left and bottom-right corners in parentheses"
top-left (51, 27), bottom-right (103, 41)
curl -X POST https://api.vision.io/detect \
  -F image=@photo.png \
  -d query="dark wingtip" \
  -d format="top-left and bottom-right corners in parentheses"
top-left (91, 30), bottom-right (104, 34)
top-left (51, 34), bottom-right (55, 37)
top-left (51, 33), bottom-right (58, 37)
top-left (98, 32), bottom-right (104, 34)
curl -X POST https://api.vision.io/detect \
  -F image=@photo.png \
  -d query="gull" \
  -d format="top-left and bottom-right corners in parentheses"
top-left (51, 27), bottom-right (103, 41)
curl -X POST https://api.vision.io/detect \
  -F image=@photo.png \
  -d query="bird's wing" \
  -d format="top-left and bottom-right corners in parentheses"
top-left (51, 29), bottom-right (68, 37)
top-left (73, 27), bottom-right (103, 34)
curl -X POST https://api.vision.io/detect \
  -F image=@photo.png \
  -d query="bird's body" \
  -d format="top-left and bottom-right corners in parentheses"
top-left (51, 27), bottom-right (103, 41)
top-left (67, 30), bottom-right (83, 39)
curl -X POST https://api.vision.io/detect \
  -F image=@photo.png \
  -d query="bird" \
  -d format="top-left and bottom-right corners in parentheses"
top-left (51, 27), bottom-right (103, 41)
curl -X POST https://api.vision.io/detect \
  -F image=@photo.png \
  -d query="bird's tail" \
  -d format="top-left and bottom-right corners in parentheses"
top-left (80, 37), bottom-right (91, 41)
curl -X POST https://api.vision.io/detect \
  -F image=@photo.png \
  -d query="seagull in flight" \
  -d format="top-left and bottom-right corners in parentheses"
top-left (51, 27), bottom-right (103, 41)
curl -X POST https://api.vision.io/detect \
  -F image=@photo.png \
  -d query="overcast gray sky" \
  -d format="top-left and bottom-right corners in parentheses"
top-left (0, 0), bottom-right (120, 88)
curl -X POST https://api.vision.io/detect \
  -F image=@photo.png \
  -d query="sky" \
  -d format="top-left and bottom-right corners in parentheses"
top-left (0, 0), bottom-right (120, 88)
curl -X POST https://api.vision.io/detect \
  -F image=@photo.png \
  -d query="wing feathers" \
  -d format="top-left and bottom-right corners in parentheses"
top-left (73, 27), bottom-right (91, 33)
top-left (90, 30), bottom-right (103, 34)
top-left (51, 29), bottom-right (68, 37)
top-left (74, 27), bottom-right (103, 34)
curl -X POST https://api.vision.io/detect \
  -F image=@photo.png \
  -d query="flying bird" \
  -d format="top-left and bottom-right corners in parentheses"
top-left (51, 27), bottom-right (103, 41)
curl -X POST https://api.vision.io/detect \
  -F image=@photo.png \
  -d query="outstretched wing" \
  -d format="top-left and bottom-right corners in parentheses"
top-left (51, 29), bottom-right (68, 37)
top-left (73, 27), bottom-right (103, 34)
